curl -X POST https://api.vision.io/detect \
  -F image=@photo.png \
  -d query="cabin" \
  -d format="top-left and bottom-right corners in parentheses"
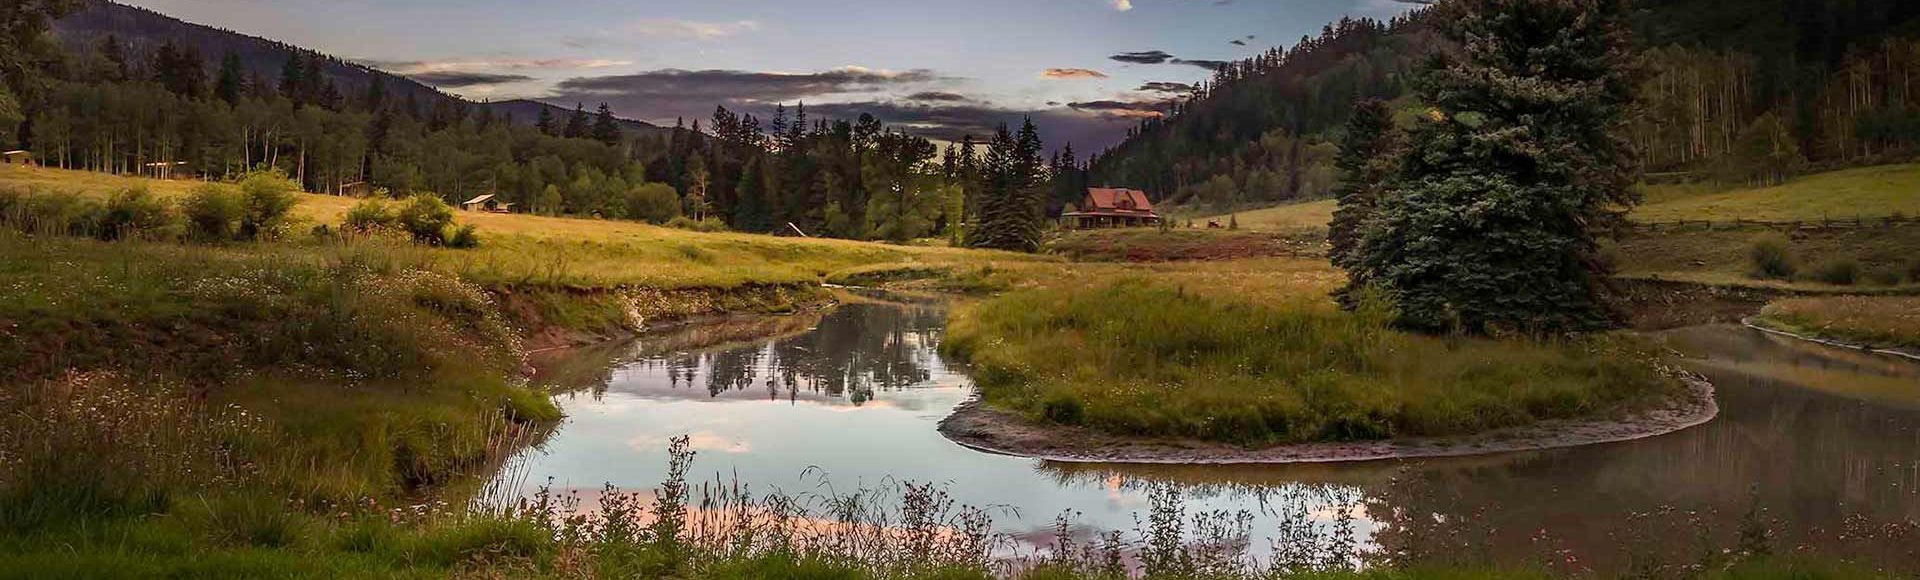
top-left (1, 150), bottom-right (34, 166)
top-left (461, 194), bottom-right (514, 213)
top-left (1061, 187), bottom-right (1161, 229)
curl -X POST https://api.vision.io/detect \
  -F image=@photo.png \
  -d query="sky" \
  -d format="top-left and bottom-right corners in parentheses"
top-left (125, 0), bottom-right (1418, 151)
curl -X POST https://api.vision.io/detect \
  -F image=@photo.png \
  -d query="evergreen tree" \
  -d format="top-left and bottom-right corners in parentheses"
top-left (364, 74), bottom-right (387, 111)
top-left (278, 53), bottom-right (305, 104)
top-left (535, 106), bottom-right (556, 136)
top-left (98, 35), bottom-right (129, 82)
top-left (215, 52), bottom-right (244, 104)
top-left (591, 102), bottom-right (621, 145)
top-left (1351, 0), bottom-right (1638, 334)
top-left (563, 103), bottom-right (589, 138)
top-left (968, 119), bottom-right (1046, 252)
top-left (1327, 98), bottom-right (1396, 280)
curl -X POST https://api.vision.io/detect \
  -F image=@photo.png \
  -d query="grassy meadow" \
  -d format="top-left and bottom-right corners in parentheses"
top-left (1634, 163), bottom-right (1920, 223)
top-left (1754, 296), bottom-right (1920, 351)
top-left (0, 165), bottom-right (1044, 289)
top-left (943, 272), bottom-right (1684, 445)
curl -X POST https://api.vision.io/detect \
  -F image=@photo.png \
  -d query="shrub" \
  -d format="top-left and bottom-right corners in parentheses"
top-left (1810, 259), bottom-right (1860, 286)
top-left (98, 187), bottom-right (175, 241)
top-left (237, 171), bottom-right (301, 240)
top-left (342, 198), bottom-right (398, 233)
top-left (622, 183), bottom-right (681, 224)
top-left (181, 184), bottom-right (245, 241)
top-left (665, 215), bottom-right (727, 232)
top-left (1909, 258), bottom-right (1920, 284)
top-left (396, 194), bottom-right (455, 245)
top-left (0, 189), bottom-right (100, 237)
top-left (446, 223), bottom-right (481, 249)
top-left (1865, 269), bottom-right (1904, 286)
top-left (1747, 233), bottom-right (1796, 280)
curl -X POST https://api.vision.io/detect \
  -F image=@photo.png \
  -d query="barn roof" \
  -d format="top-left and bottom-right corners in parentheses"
top-left (461, 194), bottom-right (495, 206)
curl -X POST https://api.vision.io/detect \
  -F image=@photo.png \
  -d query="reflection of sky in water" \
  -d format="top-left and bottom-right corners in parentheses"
top-left (496, 301), bottom-right (1374, 552)
top-left (494, 300), bottom-right (1920, 572)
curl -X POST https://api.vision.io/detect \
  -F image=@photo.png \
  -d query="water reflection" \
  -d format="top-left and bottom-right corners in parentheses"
top-left (499, 301), bottom-right (1920, 573)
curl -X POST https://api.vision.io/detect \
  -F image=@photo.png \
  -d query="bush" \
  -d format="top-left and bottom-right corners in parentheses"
top-left (1909, 258), bottom-right (1920, 284)
top-left (664, 215), bottom-right (727, 232)
top-left (446, 224), bottom-right (481, 249)
top-left (1810, 259), bottom-right (1860, 286)
top-left (1747, 233), bottom-right (1796, 280)
top-left (1865, 269), bottom-right (1904, 286)
top-left (0, 189), bottom-right (100, 237)
top-left (622, 183), bottom-right (681, 224)
top-left (237, 171), bottom-right (301, 240)
top-left (181, 184), bottom-right (245, 241)
top-left (342, 198), bottom-right (398, 233)
top-left (98, 187), bottom-right (175, 241)
top-left (396, 194), bottom-right (455, 245)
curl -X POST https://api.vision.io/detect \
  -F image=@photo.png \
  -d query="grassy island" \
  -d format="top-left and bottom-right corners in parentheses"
top-left (943, 276), bottom-right (1687, 445)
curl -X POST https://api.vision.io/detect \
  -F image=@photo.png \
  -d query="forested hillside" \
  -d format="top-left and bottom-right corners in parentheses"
top-left (1092, 0), bottom-right (1920, 208)
top-left (4, 1), bottom-right (1056, 248)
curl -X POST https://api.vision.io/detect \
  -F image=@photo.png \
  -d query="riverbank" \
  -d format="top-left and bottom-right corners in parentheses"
top-left (1746, 295), bottom-right (1920, 360)
top-left (938, 374), bottom-right (1715, 464)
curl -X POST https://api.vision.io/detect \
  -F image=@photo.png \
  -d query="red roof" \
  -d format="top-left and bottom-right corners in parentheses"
top-left (1077, 188), bottom-right (1156, 215)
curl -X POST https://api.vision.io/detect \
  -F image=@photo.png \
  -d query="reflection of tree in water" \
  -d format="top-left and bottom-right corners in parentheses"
top-left (636, 302), bottom-right (948, 403)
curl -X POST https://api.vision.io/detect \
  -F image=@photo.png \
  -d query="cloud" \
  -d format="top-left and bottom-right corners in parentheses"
top-left (549, 66), bottom-right (951, 122)
top-left (565, 19), bottom-right (761, 47)
top-left (1042, 68), bottom-right (1109, 80)
top-left (1111, 0), bottom-right (1133, 11)
top-left (364, 58), bottom-right (633, 74)
top-left (1175, 58), bottom-right (1231, 71)
top-left (1110, 50), bottom-right (1175, 65)
top-left (1230, 39), bottom-right (1247, 46)
top-left (623, 18), bottom-right (761, 39)
top-left (407, 71), bottom-right (535, 88)
top-left (906, 91), bottom-right (972, 102)
top-left (1067, 99), bottom-right (1174, 119)
top-left (800, 99), bottom-right (1153, 151)
top-left (1137, 81), bottom-right (1195, 93)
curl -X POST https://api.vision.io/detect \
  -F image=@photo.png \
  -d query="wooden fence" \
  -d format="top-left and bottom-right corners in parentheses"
top-left (1629, 214), bottom-right (1915, 232)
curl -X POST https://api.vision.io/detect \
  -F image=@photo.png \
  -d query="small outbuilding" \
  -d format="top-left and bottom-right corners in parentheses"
top-left (1, 150), bottom-right (34, 166)
top-left (461, 194), bottom-right (514, 213)
top-left (1061, 187), bottom-right (1161, 229)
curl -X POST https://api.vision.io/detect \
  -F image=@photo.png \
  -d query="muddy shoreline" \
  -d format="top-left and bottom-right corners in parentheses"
top-left (937, 374), bottom-right (1718, 464)
top-left (1743, 318), bottom-right (1920, 362)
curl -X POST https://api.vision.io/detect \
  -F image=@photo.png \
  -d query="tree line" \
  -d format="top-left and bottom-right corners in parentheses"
top-left (2, 3), bottom-right (1058, 250)
top-left (1093, 0), bottom-right (1920, 209)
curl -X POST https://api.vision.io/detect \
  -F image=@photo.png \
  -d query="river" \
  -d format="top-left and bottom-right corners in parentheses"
top-left (487, 292), bottom-right (1920, 573)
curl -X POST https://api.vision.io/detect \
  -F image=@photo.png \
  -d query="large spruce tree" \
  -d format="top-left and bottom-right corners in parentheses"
top-left (968, 119), bottom-right (1046, 252)
top-left (1327, 98), bottom-right (1397, 279)
top-left (1349, 0), bottom-right (1638, 334)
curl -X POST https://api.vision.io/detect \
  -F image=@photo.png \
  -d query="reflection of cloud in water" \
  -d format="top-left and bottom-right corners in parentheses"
top-left (629, 431), bottom-right (752, 454)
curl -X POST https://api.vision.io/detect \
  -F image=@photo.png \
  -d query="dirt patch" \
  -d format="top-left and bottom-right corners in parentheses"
top-left (1047, 229), bottom-right (1323, 262)
top-left (937, 375), bottom-right (1717, 465)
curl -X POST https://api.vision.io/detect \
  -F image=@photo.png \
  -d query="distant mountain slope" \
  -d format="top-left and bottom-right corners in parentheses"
top-left (49, 0), bottom-right (664, 137)
top-left (1091, 0), bottom-right (1920, 207)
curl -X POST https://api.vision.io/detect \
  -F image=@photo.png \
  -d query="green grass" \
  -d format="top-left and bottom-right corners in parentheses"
top-left (1755, 296), bottom-right (1920, 351)
top-left (1184, 199), bottom-right (1338, 233)
top-left (943, 276), bottom-right (1684, 445)
top-left (1611, 224), bottom-right (1920, 290)
top-left (0, 165), bottom-right (1047, 289)
top-left (1636, 163), bottom-right (1920, 223)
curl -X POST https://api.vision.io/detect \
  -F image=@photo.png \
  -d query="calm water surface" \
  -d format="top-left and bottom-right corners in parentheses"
top-left (491, 294), bottom-right (1920, 571)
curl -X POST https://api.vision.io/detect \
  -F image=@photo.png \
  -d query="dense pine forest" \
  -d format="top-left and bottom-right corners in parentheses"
top-left (1091, 0), bottom-right (1920, 208)
top-left (2, 0), bottom-right (1057, 248)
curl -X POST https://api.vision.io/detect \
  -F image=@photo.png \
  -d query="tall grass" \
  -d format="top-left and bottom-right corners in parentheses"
top-left (944, 277), bottom-right (1684, 444)
top-left (1757, 296), bottom-right (1920, 350)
